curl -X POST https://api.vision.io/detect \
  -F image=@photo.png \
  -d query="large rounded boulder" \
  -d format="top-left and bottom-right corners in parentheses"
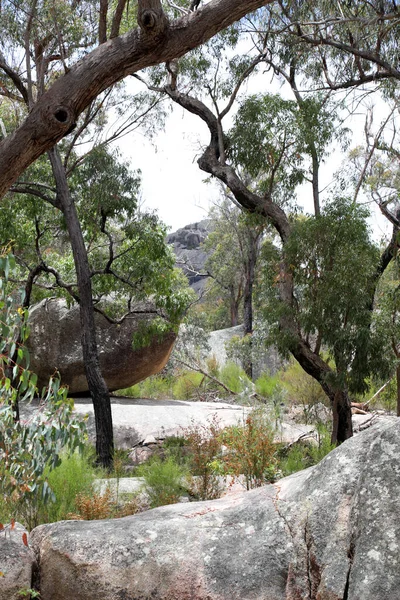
top-left (30, 419), bottom-right (400, 599)
top-left (26, 298), bottom-right (176, 394)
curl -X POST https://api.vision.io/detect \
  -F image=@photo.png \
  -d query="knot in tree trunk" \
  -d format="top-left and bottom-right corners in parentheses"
top-left (137, 0), bottom-right (168, 36)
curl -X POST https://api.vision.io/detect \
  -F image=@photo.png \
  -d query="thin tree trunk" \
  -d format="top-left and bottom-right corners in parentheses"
top-left (397, 363), bottom-right (400, 417)
top-left (243, 238), bottom-right (257, 379)
top-left (330, 388), bottom-right (353, 445)
top-left (48, 146), bottom-right (114, 468)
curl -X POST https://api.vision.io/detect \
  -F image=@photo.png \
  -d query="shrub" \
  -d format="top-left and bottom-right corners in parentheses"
top-left (220, 408), bottom-right (277, 489)
top-left (219, 362), bottom-right (252, 394)
top-left (279, 423), bottom-right (335, 477)
top-left (36, 448), bottom-right (99, 524)
top-left (255, 373), bottom-right (281, 398)
top-left (136, 455), bottom-right (188, 508)
top-left (172, 371), bottom-right (204, 400)
top-left (280, 359), bottom-right (328, 423)
top-left (116, 374), bottom-right (174, 400)
top-left (182, 415), bottom-right (224, 500)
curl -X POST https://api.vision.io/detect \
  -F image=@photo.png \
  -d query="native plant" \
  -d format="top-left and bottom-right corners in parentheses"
top-left (0, 251), bottom-right (87, 529)
top-left (183, 415), bottom-right (225, 501)
top-left (221, 408), bottom-right (277, 489)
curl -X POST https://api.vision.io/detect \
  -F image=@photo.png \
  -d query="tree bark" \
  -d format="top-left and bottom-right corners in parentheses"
top-left (242, 235), bottom-right (257, 379)
top-left (48, 146), bottom-right (114, 468)
top-left (0, 0), bottom-right (274, 200)
top-left (165, 85), bottom-right (354, 444)
top-left (397, 363), bottom-right (400, 417)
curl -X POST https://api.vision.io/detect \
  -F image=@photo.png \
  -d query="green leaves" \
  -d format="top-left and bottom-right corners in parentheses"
top-left (0, 250), bottom-right (87, 528)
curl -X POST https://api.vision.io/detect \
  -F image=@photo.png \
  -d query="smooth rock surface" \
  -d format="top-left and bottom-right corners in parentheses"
top-left (0, 523), bottom-right (36, 600)
top-left (30, 419), bottom-right (400, 600)
top-left (72, 397), bottom-right (315, 449)
top-left (26, 298), bottom-right (176, 394)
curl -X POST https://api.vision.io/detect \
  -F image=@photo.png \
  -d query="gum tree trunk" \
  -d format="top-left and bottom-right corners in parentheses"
top-left (48, 146), bottom-right (114, 468)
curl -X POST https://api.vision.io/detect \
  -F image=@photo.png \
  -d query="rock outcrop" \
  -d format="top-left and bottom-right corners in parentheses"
top-left (29, 419), bottom-right (400, 599)
top-left (27, 299), bottom-right (176, 394)
top-left (71, 397), bottom-right (314, 449)
top-left (167, 221), bottom-right (209, 294)
top-left (0, 523), bottom-right (36, 600)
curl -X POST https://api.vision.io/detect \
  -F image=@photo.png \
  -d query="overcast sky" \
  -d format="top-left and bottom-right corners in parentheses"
top-left (119, 105), bottom-right (220, 233)
top-left (118, 92), bottom-right (392, 242)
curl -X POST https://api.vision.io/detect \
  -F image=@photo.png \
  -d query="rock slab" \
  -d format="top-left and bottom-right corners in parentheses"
top-left (0, 523), bottom-right (36, 600)
top-left (30, 419), bottom-right (400, 599)
top-left (27, 299), bottom-right (176, 394)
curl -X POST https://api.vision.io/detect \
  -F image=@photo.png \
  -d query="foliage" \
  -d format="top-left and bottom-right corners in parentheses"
top-left (67, 488), bottom-right (116, 521)
top-left (136, 455), bottom-right (188, 508)
top-left (35, 449), bottom-right (100, 524)
top-left (0, 251), bottom-right (87, 529)
top-left (260, 197), bottom-right (388, 394)
top-left (220, 409), bottom-right (277, 489)
top-left (280, 360), bottom-right (329, 424)
top-left (218, 362), bottom-right (252, 394)
top-left (182, 416), bottom-right (225, 501)
top-left (255, 373), bottom-right (281, 399)
top-left (202, 199), bottom-right (265, 328)
top-left (279, 424), bottom-right (335, 477)
top-left (172, 371), bottom-right (204, 401)
top-left (0, 384), bottom-right (87, 530)
top-left (0, 251), bottom-right (36, 408)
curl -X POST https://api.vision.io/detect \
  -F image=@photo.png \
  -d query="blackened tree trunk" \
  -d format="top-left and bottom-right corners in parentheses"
top-left (242, 234), bottom-right (258, 379)
top-left (48, 146), bottom-right (114, 468)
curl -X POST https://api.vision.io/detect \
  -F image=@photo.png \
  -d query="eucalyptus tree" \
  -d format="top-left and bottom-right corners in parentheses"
top-left (204, 199), bottom-right (265, 331)
top-left (132, 16), bottom-right (383, 442)
top-left (0, 0), bottom-right (276, 198)
top-left (0, 0), bottom-right (176, 467)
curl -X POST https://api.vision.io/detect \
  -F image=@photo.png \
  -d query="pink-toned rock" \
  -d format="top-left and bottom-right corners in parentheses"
top-left (0, 523), bottom-right (36, 600)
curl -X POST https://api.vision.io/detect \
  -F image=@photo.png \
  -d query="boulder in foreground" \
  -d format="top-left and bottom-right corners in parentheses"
top-left (30, 419), bottom-right (400, 599)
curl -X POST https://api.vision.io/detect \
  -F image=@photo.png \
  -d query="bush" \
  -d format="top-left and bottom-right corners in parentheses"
top-left (36, 448), bottom-right (99, 524)
top-left (220, 408), bottom-right (277, 489)
top-left (279, 424), bottom-right (335, 477)
top-left (255, 373), bottom-right (281, 398)
top-left (219, 362), bottom-right (252, 394)
top-left (136, 456), bottom-right (188, 508)
top-left (116, 374), bottom-right (174, 400)
top-left (172, 371), bottom-right (204, 400)
top-left (280, 359), bottom-right (328, 423)
top-left (182, 415), bottom-right (224, 500)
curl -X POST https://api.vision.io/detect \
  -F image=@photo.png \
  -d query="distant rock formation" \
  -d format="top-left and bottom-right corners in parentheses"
top-left (27, 298), bottom-right (176, 394)
top-left (28, 419), bottom-right (400, 600)
top-left (167, 220), bottom-right (210, 293)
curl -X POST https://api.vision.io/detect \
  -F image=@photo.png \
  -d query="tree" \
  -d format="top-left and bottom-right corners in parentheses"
top-left (0, 0), bottom-right (276, 198)
top-left (0, 0), bottom-right (207, 467)
top-left (204, 199), bottom-right (264, 330)
top-left (1, 141), bottom-right (189, 467)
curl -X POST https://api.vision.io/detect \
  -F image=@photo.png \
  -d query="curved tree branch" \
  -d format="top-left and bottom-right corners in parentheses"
top-left (0, 0), bottom-right (274, 200)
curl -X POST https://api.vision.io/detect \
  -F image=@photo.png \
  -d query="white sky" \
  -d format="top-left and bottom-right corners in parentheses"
top-left (119, 105), bottom-right (220, 233)
top-left (117, 87), bottom-right (392, 241)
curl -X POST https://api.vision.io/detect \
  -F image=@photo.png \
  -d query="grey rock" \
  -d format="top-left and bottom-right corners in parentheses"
top-left (26, 298), bottom-right (176, 394)
top-left (142, 434), bottom-right (157, 446)
top-left (72, 398), bottom-right (314, 449)
top-left (0, 523), bottom-right (36, 600)
top-left (30, 420), bottom-right (400, 599)
top-left (128, 446), bottom-right (154, 466)
top-left (167, 220), bottom-right (210, 294)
